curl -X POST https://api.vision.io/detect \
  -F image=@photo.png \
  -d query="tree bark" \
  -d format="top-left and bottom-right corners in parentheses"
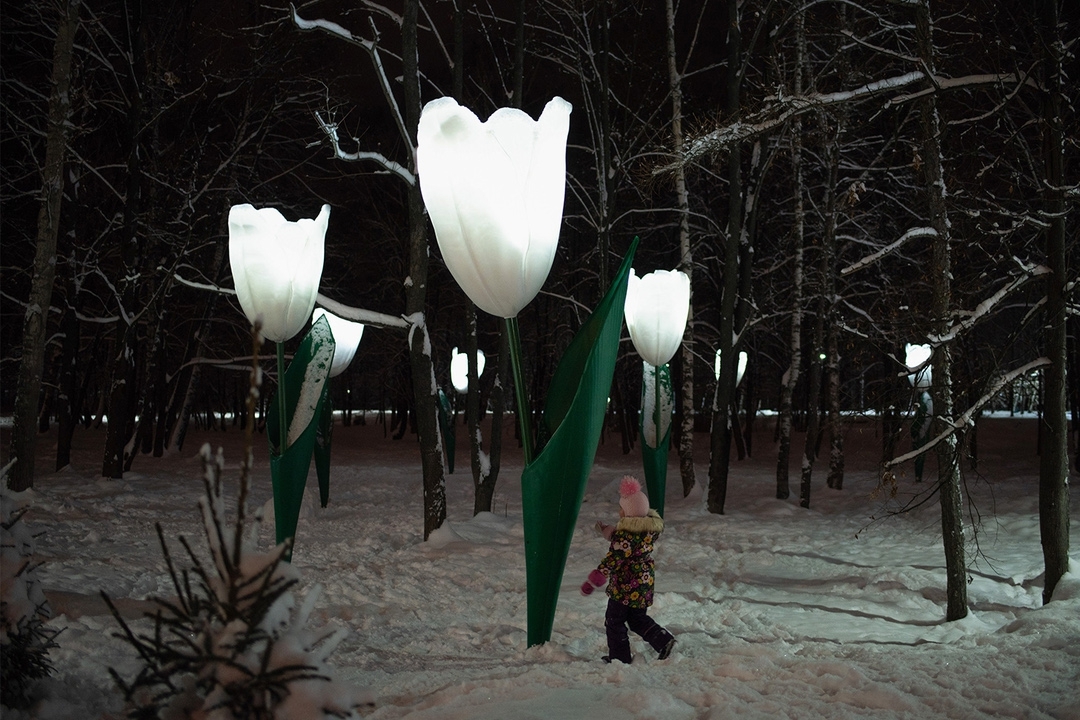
top-left (102, 0), bottom-right (147, 479)
top-left (708, 0), bottom-right (742, 515)
top-left (665, 0), bottom-right (696, 498)
top-left (915, 0), bottom-right (967, 621)
top-left (822, 135), bottom-right (844, 492)
top-left (7, 0), bottom-right (80, 491)
top-left (776, 8), bottom-right (806, 500)
top-left (1036, 0), bottom-right (1069, 604)
top-left (403, 0), bottom-right (447, 539)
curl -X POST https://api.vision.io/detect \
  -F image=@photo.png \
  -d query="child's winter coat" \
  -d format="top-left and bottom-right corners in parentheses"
top-left (596, 510), bottom-right (664, 609)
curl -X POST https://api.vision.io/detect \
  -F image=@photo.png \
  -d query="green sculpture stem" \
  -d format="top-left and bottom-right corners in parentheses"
top-left (276, 340), bottom-right (288, 456)
top-left (505, 316), bottom-right (534, 465)
top-left (654, 363), bottom-right (663, 449)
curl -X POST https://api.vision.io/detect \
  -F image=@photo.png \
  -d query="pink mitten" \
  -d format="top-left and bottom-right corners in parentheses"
top-left (581, 569), bottom-right (608, 596)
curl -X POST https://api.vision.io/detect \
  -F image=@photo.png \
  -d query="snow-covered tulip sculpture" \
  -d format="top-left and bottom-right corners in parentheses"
top-left (905, 343), bottom-right (934, 481)
top-left (314, 308), bottom-right (365, 379)
top-left (229, 204), bottom-right (329, 344)
top-left (417, 96), bottom-right (569, 322)
top-left (309, 308), bottom-right (365, 507)
top-left (417, 96), bottom-right (639, 646)
top-left (228, 203), bottom-right (335, 558)
top-left (623, 269), bottom-right (691, 516)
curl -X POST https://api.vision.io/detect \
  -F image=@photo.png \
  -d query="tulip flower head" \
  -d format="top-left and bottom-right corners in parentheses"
top-left (624, 268), bottom-right (691, 367)
top-left (905, 343), bottom-right (933, 388)
top-left (450, 347), bottom-right (486, 394)
top-left (229, 204), bottom-right (329, 343)
top-left (714, 349), bottom-right (748, 387)
top-left (312, 308), bottom-right (364, 378)
top-left (417, 96), bottom-right (572, 319)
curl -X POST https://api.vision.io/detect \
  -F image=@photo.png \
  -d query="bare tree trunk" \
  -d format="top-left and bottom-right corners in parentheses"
top-left (665, 0), bottom-right (696, 497)
top-left (823, 135), bottom-right (844, 491)
top-left (102, 0), bottom-right (146, 479)
top-left (825, 320), bottom-right (845, 490)
top-left (403, 0), bottom-right (447, 539)
top-left (799, 298), bottom-right (824, 509)
top-left (7, 0), bottom-right (80, 491)
top-left (776, 8), bottom-right (806, 500)
top-left (708, 0), bottom-right (741, 515)
top-left (1036, 0), bottom-right (1070, 604)
top-left (915, 0), bottom-right (967, 621)
top-left (55, 290), bottom-right (80, 471)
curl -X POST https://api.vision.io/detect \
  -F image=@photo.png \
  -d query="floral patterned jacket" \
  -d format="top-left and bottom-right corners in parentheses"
top-left (596, 510), bottom-right (664, 608)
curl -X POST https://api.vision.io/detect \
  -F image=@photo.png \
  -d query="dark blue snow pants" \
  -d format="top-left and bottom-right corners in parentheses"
top-left (604, 598), bottom-right (673, 663)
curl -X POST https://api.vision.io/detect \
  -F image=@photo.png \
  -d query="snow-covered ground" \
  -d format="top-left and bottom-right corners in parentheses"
top-left (4, 413), bottom-right (1079, 719)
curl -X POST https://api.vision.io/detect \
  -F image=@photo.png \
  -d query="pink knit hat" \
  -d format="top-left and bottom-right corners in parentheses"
top-left (619, 476), bottom-right (650, 517)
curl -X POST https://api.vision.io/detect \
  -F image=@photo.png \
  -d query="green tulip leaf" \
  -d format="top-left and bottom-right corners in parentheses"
top-left (314, 389), bottom-right (333, 508)
top-left (266, 315), bottom-right (335, 558)
top-left (521, 237), bottom-right (638, 647)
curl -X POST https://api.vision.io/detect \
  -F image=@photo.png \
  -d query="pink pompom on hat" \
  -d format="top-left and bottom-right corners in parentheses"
top-left (619, 476), bottom-right (650, 517)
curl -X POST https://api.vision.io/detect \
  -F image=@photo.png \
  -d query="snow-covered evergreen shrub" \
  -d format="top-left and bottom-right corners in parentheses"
top-left (106, 444), bottom-right (370, 719)
top-left (1, 469), bottom-right (59, 710)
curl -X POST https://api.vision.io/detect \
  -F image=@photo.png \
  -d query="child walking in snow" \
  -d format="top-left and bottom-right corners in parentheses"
top-left (580, 476), bottom-right (675, 664)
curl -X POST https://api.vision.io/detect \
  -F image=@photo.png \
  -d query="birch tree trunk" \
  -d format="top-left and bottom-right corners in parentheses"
top-left (665, 0), bottom-right (696, 497)
top-left (775, 7), bottom-right (806, 500)
top-left (824, 134), bottom-right (845, 492)
top-left (915, 0), bottom-right (967, 621)
top-left (1036, 0), bottom-right (1070, 604)
top-left (7, 0), bottom-right (80, 491)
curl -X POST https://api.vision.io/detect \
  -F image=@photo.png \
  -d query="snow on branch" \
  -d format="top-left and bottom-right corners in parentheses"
top-left (316, 293), bottom-right (410, 330)
top-left (660, 71), bottom-right (1030, 174)
top-left (841, 227), bottom-right (937, 276)
top-left (927, 261), bottom-right (1050, 345)
top-left (888, 72), bottom-right (1039, 107)
top-left (884, 357), bottom-right (1051, 471)
top-left (174, 273), bottom-right (235, 295)
top-left (290, 7), bottom-right (370, 46)
top-left (292, 4), bottom-right (415, 173)
top-left (313, 112), bottom-right (415, 185)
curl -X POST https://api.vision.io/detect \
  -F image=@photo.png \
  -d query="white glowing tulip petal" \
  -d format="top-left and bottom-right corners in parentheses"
top-left (312, 308), bottom-right (364, 377)
top-left (905, 343), bottom-right (933, 388)
top-left (623, 268), bottom-right (691, 367)
top-left (229, 204), bottom-right (329, 343)
top-left (417, 97), bottom-right (571, 318)
top-left (450, 347), bottom-right (486, 394)
top-left (714, 349), bottom-right (748, 386)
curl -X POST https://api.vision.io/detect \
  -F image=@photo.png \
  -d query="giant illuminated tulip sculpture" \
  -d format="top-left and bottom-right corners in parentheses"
top-left (310, 307), bottom-right (364, 506)
top-left (228, 203), bottom-right (335, 557)
top-left (623, 269), bottom-right (691, 517)
top-left (418, 96), bottom-right (638, 645)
